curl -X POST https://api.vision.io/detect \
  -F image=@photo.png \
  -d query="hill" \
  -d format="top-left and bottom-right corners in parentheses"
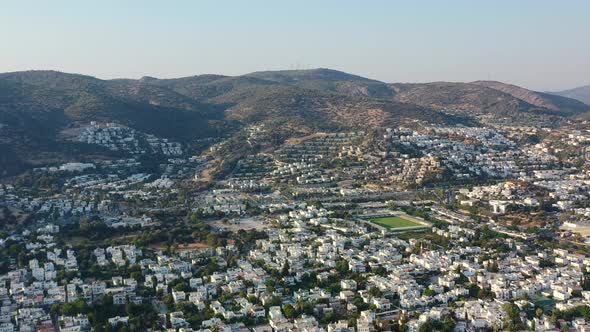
top-left (245, 68), bottom-right (394, 99)
top-left (387, 81), bottom-right (590, 125)
top-left (472, 80), bottom-right (590, 116)
top-left (0, 73), bottom-right (226, 175)
top-left (147, 75), bottom-right (279, 102)
top-left (0, 70), bottom-right (213, 112)
top-left (0, 74), bottom-right (223, 139)
top-left (221, 85), bottom-right (467, 134)
top-left (390, 82), bottom-right (539, 115)
top-left (145, 68), bottom-right (394, 101)
top-left (549, 85), bottom-right (590, 106)
top-left (1, 68), bottom-right (586, 177)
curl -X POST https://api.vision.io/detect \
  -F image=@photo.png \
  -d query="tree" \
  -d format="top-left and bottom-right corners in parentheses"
top-left (487, 261), bottom-right (499, 273)
top-left (283, 304), bottom-right (297, 319)
top-left (130, 271), bottom-right (142, 282)
top-left (335, 259), bottom-right (349, 274)
top-left (173, 282), bottom-right (189, 292)
top-left (418, 319), bottom-right (432, 332)
top-left (369, 286), bottom-right (382, 297)
top-left (61, 298), bottom-right (89, 316)
top-left (206, 234), bottom-right (218, 247)
top-left (442, 314), bottom-right (455, 332)
top-left (502, 302), bottom-right (522, 331)
top-left (320, 312), bottom-right (336, 324)
top-left (371, 265), bottom-right (387, 276)
top-left (477, 287), bottom-right (495, 300)
top-left (281, 261), bottom-right (290, 276)
top-left (296, 300), bottom-right (314, 316)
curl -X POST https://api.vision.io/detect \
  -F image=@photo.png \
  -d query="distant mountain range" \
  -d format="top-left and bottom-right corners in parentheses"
top-left (549, 85), bottom-right (590, 106)
top-left (1, 68), bottom-right (589, 176)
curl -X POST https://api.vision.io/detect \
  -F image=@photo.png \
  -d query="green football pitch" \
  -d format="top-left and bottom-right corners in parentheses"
top-left (370, 216), bottom-right (424, 229)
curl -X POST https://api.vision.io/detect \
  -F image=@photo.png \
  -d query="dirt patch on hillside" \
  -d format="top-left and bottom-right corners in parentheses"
top-left (284, 132), bottom-right (328, 145)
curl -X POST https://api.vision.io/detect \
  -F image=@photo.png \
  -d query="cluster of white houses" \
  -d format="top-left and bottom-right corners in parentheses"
top-left (78, 122), bottom-right (182, 156)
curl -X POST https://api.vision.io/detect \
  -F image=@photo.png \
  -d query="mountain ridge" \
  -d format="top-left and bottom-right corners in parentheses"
top-left (472, 80), bottom-right (590, 116)
top-left (549, 85), bottom-right (590, 106)
top-left (1, 67), bottom-right (588, 176)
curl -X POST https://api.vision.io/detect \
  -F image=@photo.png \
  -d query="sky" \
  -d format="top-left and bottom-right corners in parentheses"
top-left (1, 0), bottom-right (589, 91)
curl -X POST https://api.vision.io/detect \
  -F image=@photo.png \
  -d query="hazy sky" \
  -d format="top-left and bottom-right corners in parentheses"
top-left (1, 0), bottom-right (589, 91)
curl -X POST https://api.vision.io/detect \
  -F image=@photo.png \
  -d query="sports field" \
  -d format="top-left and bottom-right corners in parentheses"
top-left (370, 216), bottom-right (425, 229)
